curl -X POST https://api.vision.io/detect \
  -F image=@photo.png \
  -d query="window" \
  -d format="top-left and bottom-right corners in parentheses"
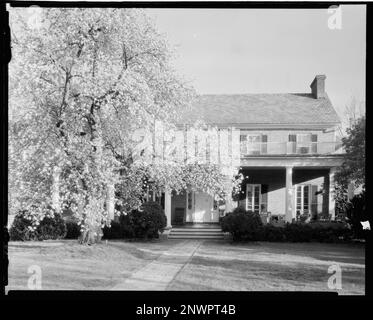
top-left (288, 134), bottom-right (318, 154)
top-left (247, 135), bottom-right (261, 154)
top-left (240, 135), bottom-right (247, 154)
top-left (297, 134), bottom-right (312, 154)
top-left (240, 134), bottom-right (267, 155)
top-left (246, 184), bottom-right (261, 213)
top-left (296, 185), bottom-right (310, 217)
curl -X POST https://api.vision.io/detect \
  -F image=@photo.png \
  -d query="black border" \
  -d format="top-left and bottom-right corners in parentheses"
top-left (1, 1), bottom-right (371, 312)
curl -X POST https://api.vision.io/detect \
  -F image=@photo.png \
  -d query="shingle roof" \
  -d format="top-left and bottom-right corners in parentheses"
top-left (177, 93), bottom-right (340, 126)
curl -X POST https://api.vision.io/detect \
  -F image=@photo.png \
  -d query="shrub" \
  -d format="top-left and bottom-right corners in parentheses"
top-left (221, 207), bottom-right (263, 241)
top-left (9, 210), bottom-right (37, 241)
top-left (103, 221), bottom-right (123, 239)
top-left (283, 223), bottom-right (314, 242)
top-left (118, 214), bottom-right (135, 238)
top-left (345, 191), bottom-right (368, 239)
top-left (222, 210), bottom-right (352, 243)
top-left (259, 224), bottom-right (286, 242)
top-left (129, 201), bottom-right (167, 239)
top-left (65, 221), bottom-right (81, 239)
top-left (103, 201), bottom-right (166, 239)
top-left (10, 209), bottom-right (67, 241)
top-left (36, 212), bottom-right (67, 240)
top-left (308, 221), bottom-right (352, 242)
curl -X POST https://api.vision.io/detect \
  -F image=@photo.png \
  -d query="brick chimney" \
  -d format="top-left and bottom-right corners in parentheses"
top-left (310, 75), bottom-right (326, 99)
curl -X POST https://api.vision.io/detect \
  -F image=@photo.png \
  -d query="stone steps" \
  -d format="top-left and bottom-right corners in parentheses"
top-left (168, 226), bottom-right (225, 240)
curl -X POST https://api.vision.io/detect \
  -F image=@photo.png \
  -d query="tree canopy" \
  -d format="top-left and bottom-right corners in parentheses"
top-left (335, 116), bottom-right (365, 189)
top-left (9, 8), bottom-right (241, 243)
top-left (334, 115), bottom-right (365, 215)
top-left (9, 8), bottom-right (194, 241)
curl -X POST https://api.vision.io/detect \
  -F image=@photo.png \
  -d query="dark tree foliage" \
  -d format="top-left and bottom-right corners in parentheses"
top-left (335, 116), bottom-right (365, 214)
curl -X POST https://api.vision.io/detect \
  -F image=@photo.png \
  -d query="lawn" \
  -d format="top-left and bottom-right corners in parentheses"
top-left (7, 239), bottom-right (365, 294)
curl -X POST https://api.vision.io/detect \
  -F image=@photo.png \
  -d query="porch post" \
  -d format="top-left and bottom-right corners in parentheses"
top-left (329, 167), bottom-right (337, 220)
top-left (285, 166), bottom-right (294, 223)
top-left (165, 189), bottom-right (172, 229)
top-left (224, 174), bottom-right (236, 214)
top-left (225, 194), bottom-right (234, 213)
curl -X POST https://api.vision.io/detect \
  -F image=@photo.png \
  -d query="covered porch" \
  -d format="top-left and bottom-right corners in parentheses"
top-left (236, 167), bottom-right (337, 223)
top-left (162, 166), bottom-right (339, 228)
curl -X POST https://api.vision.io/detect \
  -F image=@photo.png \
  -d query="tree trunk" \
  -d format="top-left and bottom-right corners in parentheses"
top-left (79, 224), bottom-right (102, 245)
top-left (106, 182), bottom-right (115, 221)
top-left (78, 108), bottom-right (106, 245)
top-left (51, 165), bottom-right (61, 212)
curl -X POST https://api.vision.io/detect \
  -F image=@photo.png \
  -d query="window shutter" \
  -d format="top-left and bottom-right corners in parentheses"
top-left (311, 134), bottom-right (318, 153)
top-left (261, 135), bottom-right (267, 154)
top-left (240, 134), bottom-right (247, 155)
top-left (261, 184), bottom-right (268, 213)
top-left (288, 134), bottom-right (297, 153)
top-left (311, 185), bottom-right (318, 218)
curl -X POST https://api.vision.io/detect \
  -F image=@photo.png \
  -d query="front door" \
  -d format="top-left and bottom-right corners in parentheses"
top-left (246, 184), bottom-right (261, 213)
top-left (192, 192), bottom-right (219, 223)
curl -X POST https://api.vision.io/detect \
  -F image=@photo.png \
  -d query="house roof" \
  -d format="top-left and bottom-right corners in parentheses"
top-left (177, 93), bottom-right (341, 127)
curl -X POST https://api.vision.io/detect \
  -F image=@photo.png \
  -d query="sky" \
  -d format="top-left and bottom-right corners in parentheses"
top-left (147, 6), bottom-right (366, 125)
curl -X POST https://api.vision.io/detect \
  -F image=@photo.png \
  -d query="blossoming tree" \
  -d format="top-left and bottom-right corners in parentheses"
top-left (9, 7), bottom-right (242, 244)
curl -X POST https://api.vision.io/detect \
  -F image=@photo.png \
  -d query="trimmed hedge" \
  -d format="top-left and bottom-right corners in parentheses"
top-left (221, 207), bottom-right (263, 241)
top-left (103, 201), bottom-right (167, 240)
top-left (221, 209), bottom-right (352, 243)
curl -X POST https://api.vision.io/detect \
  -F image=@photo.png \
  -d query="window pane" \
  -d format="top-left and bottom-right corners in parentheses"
top-left (303, 186), bottom-right (309, 212)
top-left (247, 185), bottom-right (253, 210)
top-left (240, 135), bottom-right (247, 154)
top-left (247, 135), bottom-right (261, 154)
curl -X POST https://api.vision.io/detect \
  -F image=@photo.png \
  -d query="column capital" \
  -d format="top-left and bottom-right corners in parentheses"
top-left (285, 166), bottom-right (293, 175)
top-left (329, 167), bottom-right (338, 174)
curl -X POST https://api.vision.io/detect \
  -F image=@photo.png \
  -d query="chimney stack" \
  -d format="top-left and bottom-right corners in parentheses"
top-left (310, 75), bottom-right (326, 99)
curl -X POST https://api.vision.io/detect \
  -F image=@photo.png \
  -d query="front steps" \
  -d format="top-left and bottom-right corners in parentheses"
top-left (168, 225), bottom-right (225, 240)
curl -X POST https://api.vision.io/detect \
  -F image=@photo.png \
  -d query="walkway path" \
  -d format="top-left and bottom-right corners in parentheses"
top-left (111, 240), bottom-right (202, 290)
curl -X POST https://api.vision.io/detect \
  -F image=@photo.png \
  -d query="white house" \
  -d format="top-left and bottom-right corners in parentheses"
top-left (118, 75), bottom-right (344, 233)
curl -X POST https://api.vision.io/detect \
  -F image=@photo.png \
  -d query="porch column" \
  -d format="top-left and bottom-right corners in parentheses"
top-left (225, 194), bottom-right (234, 214)
top-left (329, 167), bottom-right (337, 220)
top-left (165, 189), bottom-right (172, 229)
top-left (285, 166), bottom-right (294, 222)
top-left (224, 175), bottom-right (237, 214)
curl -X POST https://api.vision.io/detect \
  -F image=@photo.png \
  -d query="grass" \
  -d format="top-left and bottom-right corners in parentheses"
top-left (7, 239), bottom-right (365, 294)
top-left (7, 239), bottom-right (174, 291)
top-left (168, 242), bottom-right (365, 294)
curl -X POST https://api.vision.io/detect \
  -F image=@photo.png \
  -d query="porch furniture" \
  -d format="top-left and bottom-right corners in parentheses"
top-left (270, 214), bottom-right (285, 226)
top-left (259, 211), bottom-right (271, 224)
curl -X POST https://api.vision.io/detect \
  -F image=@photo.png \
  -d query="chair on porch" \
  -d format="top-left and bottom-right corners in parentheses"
top-left (259, 211), bottom-right (271, 224)
top-left (270, 214), bottom-right (285, 226)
